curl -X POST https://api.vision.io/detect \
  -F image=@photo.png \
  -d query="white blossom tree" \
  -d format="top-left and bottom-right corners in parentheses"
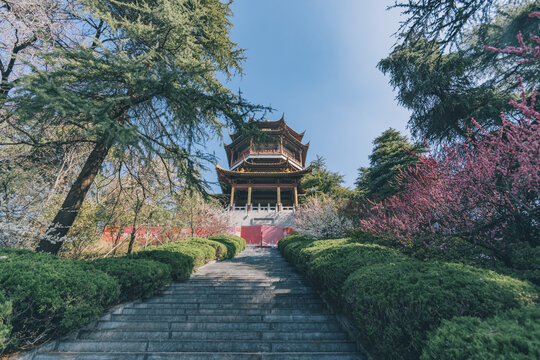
top-left (294, 196), bottom-right (353, 240)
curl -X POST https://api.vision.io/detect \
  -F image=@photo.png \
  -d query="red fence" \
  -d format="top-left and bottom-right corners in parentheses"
top-left (101, 226), bottom-right (225, 244)
top-left (101, 225), bottom-right (293, 248)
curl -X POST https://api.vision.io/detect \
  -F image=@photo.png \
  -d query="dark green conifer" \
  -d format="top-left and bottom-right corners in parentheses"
top-left (8, 0), bottom-right (263, 254)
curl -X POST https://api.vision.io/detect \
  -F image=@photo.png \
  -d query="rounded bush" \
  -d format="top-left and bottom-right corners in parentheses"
top-left (225, 234), bottom-right (247, 252)
top-left (0, 249), bottom-right (119, 352)
top-left (131, 249), bottom-right (194, 282)
top-left (277, 234), bottom-right (317, 269)
top-left (180, 238), bottom-right (217, 263)
top-left (185, 238), bottom-right (227, 260)
top-left (343, 260), bottom-right (538, 360)
top-left (277, 233), bottom-right (311, 251)
top-left (306, 241), bottom-right (407, 306)
top-left (89, 257), bottom-right (171, 302)
top-left (506, 242), bottom-right (540, 286)
top-left (158, 242), bottom-right (211, 268)
top-left (0, 291), bottom-right (12, 352)
top-left (208, 237), bottom-right (236, 259)
top-left (209, 234), bottom-right (246, 257)
top-left (421, 305), bottom-right (540, 360)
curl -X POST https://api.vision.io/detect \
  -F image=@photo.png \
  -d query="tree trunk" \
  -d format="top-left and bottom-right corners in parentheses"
top-left (127, 200), bottom-right (143, 255)
top-left (127, 230), bottom-right (137, 255)
top-left (36, 136), bottom-right (112, 254)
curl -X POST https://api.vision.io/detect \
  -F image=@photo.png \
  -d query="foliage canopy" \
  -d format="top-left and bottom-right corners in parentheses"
top-left (3, 0), bottom-right (264, 253)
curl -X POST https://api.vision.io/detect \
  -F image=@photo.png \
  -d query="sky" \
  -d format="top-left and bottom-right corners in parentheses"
top-left (205, 0), bottom-right (412, 191)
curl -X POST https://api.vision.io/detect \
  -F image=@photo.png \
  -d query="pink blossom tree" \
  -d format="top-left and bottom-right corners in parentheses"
top-left (360, 13), bottom-right (540, 265)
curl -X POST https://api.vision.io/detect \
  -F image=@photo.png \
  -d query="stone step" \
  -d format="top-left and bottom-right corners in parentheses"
top-left (120, 307), bottom-right (326, 316)
top-left (94, 320), bottom-right (343, 331)
top-left (169, 322), bottom-right (343, 332)
top-left (109, 313), bottom-right (334, 323)
top-left (149, 291), bottom-right (321, 298)
top-left (78, 330), bottom-right (349, 341)
top-left (35, 352), bottom-right (363, 360)
top-left (126, 302), bottom-right (325, 310)
top-left (169, 282), bottom-right (306, 287)
top-left (56, 340), bottom-right (358, 353)
top-left (189, 276), bottom-right (303, 280)
top-left (161, 289), bottom-right (316, 295)
top-left (33, 248), bottom-right (363, 359)
top-left (143, 296), bottom-right (324, 304)
top-left (175, 279), bottom-right (305, 283)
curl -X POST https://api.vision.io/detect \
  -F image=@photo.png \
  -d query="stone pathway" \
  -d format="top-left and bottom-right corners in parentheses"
top-left (31, 247), bottom-right (364, 359)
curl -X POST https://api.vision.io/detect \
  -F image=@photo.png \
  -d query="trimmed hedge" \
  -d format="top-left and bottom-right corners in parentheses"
top-left (348, 230), bottom-right (540, 286)
top-left (0, 249), bottom-right (119, 353)
top-left (308, 242), bottom-right (407, 306)
top-left (0, 291), bottom-right (11, 352)
top-left (89, 257), bottom-right (171, 302)
top-left (0, 236), bottom-right (244, 355)
top-left (278, 235), bottom-right (539, 360)
top-left (132, 237), bottom-right (240, 281)
top-left (180, 237), bottom-right (218, 263)
top-left (184, 237), bottom-right (227, 260)
top-left (156, 242), bottom-right (211, 268)
top-left (421, 305), bottom-right (540, 360)
top-left (344, 261), bottom-right (537, 359)
top-left (209, 234), bottom-right (246, 258)
top-left (130, 249), bottom-right (194, 282)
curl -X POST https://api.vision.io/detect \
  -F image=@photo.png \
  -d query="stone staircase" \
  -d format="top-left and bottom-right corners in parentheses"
top-left (30, 247), bottom-right (364, 360)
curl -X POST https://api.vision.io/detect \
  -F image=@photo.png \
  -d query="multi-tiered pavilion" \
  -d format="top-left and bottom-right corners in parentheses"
top-left (217, 116), bottom-right (311, 211)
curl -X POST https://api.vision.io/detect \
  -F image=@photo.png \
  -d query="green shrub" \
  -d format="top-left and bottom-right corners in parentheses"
top-left (505, 242), bottom-right (540, 286)
top-left (180, 238), bottom-right (217, 263)
top-left (306, 241), bottom-right (407, 306)
top-left (343, 260), bottom-right (538, 360)
top-left (208, 237), bottom-right (236, 259)
top-left (184, 237), bottom-right (227, 260)
top-left (136, 241), bottom-right (213, 281)
top-left (0, 248), bottom-right (36, 257)
top-left (158, 242), bottom-right (210, 268)
top-left (89, 257), bottom-right (171, 302)
top-left (346, 229), bottom-right (384, 243)
top-left (350, 230), bottom-right (540, 286)
top-left (225, 234), bottom-right (247, 252)
top-left (0, 291), bottom-right (12, 352)
top-left (209, 234), bottom-right (246, 257)
top-left (279, 234), bottom-right (540, 359)
top-left (277, 233), bottom-right (311, 251)
top-left (0, 249), bottom-right (119, 353)
top-left (131, 249), bottom-right (194, 282)
top-left (277, 234), bottom-right (316, 271)
top-left (421, 305), bottom-right (540, 360)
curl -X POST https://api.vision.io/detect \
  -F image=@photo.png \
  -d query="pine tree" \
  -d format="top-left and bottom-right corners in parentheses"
top-left (356, 128), bottom-right (426, 199)
top-left (382, 1), bottom-right (538, 143)
top-left (301, 156), bottom-right (352, 199)
top-left (7, 0), bottom-right (263, 254)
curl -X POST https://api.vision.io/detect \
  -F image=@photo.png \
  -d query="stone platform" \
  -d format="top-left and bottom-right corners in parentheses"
top-left (228, 209), bottom-right (295, 228)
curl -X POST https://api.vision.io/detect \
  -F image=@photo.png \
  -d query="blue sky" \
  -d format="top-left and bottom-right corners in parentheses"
top-left (205, 0), bottom-right (411, 190)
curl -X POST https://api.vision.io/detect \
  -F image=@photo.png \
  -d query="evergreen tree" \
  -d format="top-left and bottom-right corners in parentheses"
top-left (301, 156), bottom-right (352, 200)
top-left (382, 1), bottom-right (538, 143)
top-left (392, 0), bottom-right (528, 47)
top-left (356, 128), bottom-right (426, 199)
top-left (6, 0), bottom-right (263, 254)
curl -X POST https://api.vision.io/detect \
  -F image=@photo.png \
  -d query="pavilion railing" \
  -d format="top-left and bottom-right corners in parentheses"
top-left (228, 204), bottom-right (296, 212)
top-left (231, 147), bottom-right (301, 166)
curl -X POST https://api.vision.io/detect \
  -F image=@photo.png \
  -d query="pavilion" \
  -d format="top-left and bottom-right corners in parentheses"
top-left (216, 115), bottom-right (312, 211)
